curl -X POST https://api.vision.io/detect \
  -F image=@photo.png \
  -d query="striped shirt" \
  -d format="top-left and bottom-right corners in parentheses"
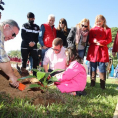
top-left (0, 24), bottom-right (10, 62)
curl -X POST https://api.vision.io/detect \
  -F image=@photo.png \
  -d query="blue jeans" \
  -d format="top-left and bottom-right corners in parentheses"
top-left (78, 49), bottom-right (84, 58)
top-left (90, 62), bottom-right (106, 73)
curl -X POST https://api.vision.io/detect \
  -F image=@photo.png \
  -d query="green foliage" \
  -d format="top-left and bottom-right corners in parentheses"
top-left (8, 50), bottom-right (21, 58)
top-left (17, 75), bottom-right (36, 81)
top-left (37, 43), bottom-right (41, 49)
top-left (37, 72), bottom-right (46, 81)
top-left (7, 43), bottom-right (41, 58)
top-left (0, 77), bottom-right (118, 117)
top-left (49, 76), bottom-right (58, 82)
top-left (108, 27), bottom-right (118, 48)
top-left (108, 27), bottom-right (118, 68)
top-left (29, 84), bottom-right (40, 88)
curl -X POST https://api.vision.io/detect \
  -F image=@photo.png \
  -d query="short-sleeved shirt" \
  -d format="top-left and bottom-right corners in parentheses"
top-left (43, 47), bottom-right (66, 70)
top-left (0, 24), bottom-right (10, 62)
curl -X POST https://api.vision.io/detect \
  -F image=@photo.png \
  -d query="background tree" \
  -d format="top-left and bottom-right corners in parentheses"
top-left (8, 50), bottom-right (21, 58)
top-left (108, 27), bottom-right (118, 48)
top-left (108, 27), bottom-right (118, 68)
top-left (7, 43), bottom-right (41, 58)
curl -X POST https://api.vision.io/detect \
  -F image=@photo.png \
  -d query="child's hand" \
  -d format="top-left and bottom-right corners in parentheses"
top-left (96, 42), bottom-right (104, 46)
top-left (93, 39), bottom-right (97, 43)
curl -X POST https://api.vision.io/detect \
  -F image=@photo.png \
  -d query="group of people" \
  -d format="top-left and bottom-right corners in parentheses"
top-left (1, 11), bottom-right (118, 95)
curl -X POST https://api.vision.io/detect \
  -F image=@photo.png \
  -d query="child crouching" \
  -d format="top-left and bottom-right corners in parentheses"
top-left (54, 47), bottom-right (87, 96)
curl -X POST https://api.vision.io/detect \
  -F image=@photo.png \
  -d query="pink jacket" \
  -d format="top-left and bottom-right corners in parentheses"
top-left (54, 61), bottom-right (87, 93)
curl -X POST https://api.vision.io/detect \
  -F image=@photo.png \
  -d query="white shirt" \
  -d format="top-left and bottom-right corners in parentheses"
top-left (43, 47), bottom-right (66, 70)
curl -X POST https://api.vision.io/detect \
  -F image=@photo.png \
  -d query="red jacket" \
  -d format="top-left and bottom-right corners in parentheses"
top-left (87, 26), bottom-right (112, 62)
top-left (43, 23), bottom-right (56, 47)
top-left (112, 31), bottom-right (118, 52)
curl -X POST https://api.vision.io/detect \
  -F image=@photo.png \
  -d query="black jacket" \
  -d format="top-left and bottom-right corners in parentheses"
top-left (21, 22), bottom-right (40, 49)
top-left (67, 27), bottom-right (76, 48)
top-left (67, 27), bottom-right (89, 58)
top-left (56, 28), bottom-right (70, 47)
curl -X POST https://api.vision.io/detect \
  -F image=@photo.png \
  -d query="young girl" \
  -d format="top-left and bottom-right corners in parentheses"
top-left (67, 18), bottom-right (90, 59)
top-left (54, 47), bottom-right (87, 96)
top-left (86, 15), bottom-right (112, 89)
top-left (56, 18), bottom-right (70, 48)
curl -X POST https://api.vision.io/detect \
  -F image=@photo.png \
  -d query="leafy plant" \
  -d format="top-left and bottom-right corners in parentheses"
top-left (18, 67), bottom-right (64, 91)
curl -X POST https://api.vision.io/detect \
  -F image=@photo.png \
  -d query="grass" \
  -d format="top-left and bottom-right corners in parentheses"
top-left (0, 77), bottom-right (118, 118)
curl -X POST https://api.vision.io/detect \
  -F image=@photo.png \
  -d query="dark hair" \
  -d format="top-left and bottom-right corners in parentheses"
top-left (66, 47), bottom-right (82, 66)
top-left (52, 38), bottom-right (63, 47)
top-left (57, 18), bottom-right (68, 35)
top-left (27, 12), bottom-right (35, 18)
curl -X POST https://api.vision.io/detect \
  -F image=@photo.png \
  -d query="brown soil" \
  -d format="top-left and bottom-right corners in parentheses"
top-left (0, 69), bottom-right (64, 106)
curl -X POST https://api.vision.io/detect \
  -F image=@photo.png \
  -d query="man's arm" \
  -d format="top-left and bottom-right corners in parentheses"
top-left (43, 49), bottom-right (50, 72)
top-left (0, 39), bottom-right (19, 87)
top-left (43, 65), bottom-right (48, 73)
top-left (39, 24), bottom-right (45, 47)
top-left (0, 62), bottom-right (19, 87)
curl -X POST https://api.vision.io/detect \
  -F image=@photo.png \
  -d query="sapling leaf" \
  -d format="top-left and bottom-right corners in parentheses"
top-left (49, 76), bottom-right (59, 82)
top-left (50, 69), bottom-right (65, 75)
top-left (37, 72), bottom-right (46, 81)
top-left (17, 75), bottom-right (36, 81)
top-left (29, 84), bottom-right (40, 89)
top-left (40, 86), bottom-right (44, 90)
top-left (31, 69), bottom-right (39, 72)
top-left (45, 72), bottom-right (50, 78)
top-left (43, 81), bottom-right (47, 87)
top-left (39, 67), bottom-right (45, 72)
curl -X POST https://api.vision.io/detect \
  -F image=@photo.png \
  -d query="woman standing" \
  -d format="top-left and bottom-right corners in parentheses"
top-left (87, 15), bottom-right (112, 89)
top-left (67, 18), bottom-right (90, 59)
top-left (56, 18), bottom-right (70, 48)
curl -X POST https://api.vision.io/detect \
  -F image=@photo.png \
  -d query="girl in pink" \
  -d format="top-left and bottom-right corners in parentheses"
top-left (54, 47), bottom-right (87, 96)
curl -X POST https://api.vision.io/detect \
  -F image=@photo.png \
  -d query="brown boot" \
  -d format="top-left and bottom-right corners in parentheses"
top-left (99, 72), bottom-right (106, 89)
top-left (100, 80), bottom-right (105, 89)
top-left (90, 71), bottom-right (96, 87)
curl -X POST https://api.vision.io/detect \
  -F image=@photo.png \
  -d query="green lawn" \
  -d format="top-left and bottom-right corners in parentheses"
top-left (0, 77), bottom-right (118, 118)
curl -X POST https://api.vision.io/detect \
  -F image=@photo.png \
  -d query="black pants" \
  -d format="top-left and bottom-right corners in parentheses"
top-left (21, 48), bottom-right (39, 76)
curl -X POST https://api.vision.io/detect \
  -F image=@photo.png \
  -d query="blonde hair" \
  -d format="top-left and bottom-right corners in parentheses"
top-left (76, 18), bottom-right (90, 31)
top-left (94, 15), bottom-right (109, 29)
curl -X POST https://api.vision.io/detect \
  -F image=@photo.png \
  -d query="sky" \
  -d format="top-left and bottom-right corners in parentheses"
top-left (1, 0), bottom-right (118, 52)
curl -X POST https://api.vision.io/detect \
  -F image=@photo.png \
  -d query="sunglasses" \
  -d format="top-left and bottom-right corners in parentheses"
top-left (9, 26), bottom-right (16, 37)
top-left (81, 24), bottom-right (88, 28)
top-left (51, 48), bottom-right (60, 52)
top-left (59, 21), bottom-right (64, 24)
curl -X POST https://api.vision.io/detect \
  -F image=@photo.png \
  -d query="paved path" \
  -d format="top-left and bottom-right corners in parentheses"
top-left (113, 102), bottom-right (118, 118)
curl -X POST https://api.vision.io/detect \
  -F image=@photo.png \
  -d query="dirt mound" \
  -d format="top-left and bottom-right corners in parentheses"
top-left (0, 69), bottom-right (64, 106)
